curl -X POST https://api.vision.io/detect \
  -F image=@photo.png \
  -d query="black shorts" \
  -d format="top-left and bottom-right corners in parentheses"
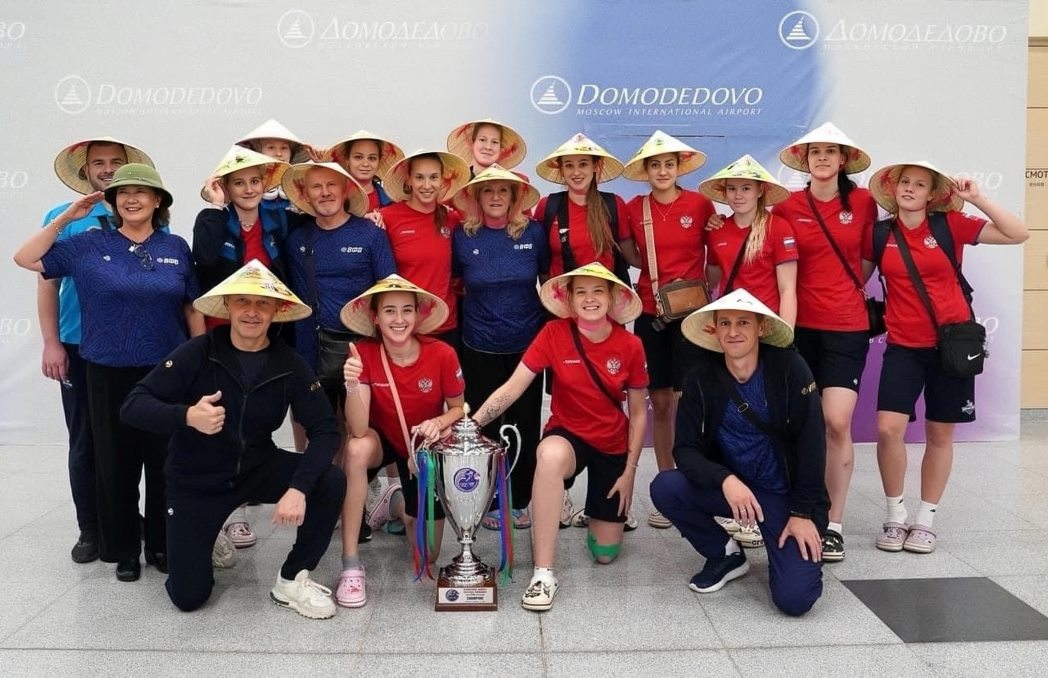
top-left (794, 327), bottom-right (870, 393)
top-left (367, 433), bottom-right (445, 519)
top-left (544, 427), bottom-right (627, 524)
top-left (634, 313), bottom-right (704, 391)
top-left (876, 344), bottom-right (976, 424)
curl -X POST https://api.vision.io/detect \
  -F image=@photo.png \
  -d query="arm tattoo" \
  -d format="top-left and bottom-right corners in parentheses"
top-left (475, 393), bottom-right (511, 427)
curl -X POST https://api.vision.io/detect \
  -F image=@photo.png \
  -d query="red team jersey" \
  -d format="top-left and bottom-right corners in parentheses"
top-left (534, 194), bottom-right (631, 277)
top-left (879, 211), bottom-right (986, 348)
top-left (625, 190), bottom-right (715, 316)
top-left (706, 213), bottom-right (798, 313)
top-left (366, 188), bottom-right (381, 212)
top-left (522, 319), bottom-right (648, 454)
top-left (357, 337), bottom-right (465, 458)
top-left (774, 188), bottom-right (878, 331)
top-left (380, 202), bottom-right (462, 333)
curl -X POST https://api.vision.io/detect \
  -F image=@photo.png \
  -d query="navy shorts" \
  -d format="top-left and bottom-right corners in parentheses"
top-left (634, 313), bottom-right (704, 391)
top-left (368, 433), bottom-right (445, 519)
top-left (794, 327), bottom-right (870, 393)
top-left (544, 427), bottom-right (627, 524)
top-left (876, 344), bottom-right (976, 424)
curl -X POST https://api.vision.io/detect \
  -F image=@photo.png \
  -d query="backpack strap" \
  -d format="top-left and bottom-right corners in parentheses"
top-left (723, 229), bottom-right (751, 294)
top-left (928, 212), bottom-right (975, 304)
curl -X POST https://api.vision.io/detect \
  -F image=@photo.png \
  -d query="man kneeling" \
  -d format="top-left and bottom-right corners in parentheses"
top-left (650, 289), bottom-right (829, 616)
top-left (122, 261), bottom-right (346, 618)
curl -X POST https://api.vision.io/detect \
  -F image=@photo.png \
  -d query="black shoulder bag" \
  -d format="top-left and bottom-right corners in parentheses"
top-left (890, 220), bottom-right (986, 378)
top-left (804, 191), bottom-right (885, 336)
top-left (305, 227), bottom-right (357, 389)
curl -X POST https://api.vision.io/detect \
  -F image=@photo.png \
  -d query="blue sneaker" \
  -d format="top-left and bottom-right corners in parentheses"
top-left (688, 552), bottom-right (749, 593)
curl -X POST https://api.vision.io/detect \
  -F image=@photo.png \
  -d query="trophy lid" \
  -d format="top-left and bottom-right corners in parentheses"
top-left (428, 404), bottom-right (503, 456)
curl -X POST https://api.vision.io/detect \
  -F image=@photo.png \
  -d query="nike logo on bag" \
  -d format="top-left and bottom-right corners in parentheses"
top-left (967, 353), bottom-right (981, 361)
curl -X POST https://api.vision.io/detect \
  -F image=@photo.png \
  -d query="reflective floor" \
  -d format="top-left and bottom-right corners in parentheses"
top-left (1, 419), bottom-right (1047, 676)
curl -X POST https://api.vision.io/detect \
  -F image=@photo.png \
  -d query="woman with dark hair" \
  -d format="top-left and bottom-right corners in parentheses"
top-left (14, 163), bottom-right (203, 582)
top-left (446, 118), bottom-right (528, 178)
top-left (473, 263), bottom-right (648, 611)
top-left (867, 161), bottom-right (1027, 555)
top-left (774, 123), bottom-right (878, 562)
top-left (380, 150), bottom-right (471, 348)
top-left (449, 165), bottom-right (549, 531)
top-left (321, 130), bottom-right (405, 214)
top-left (336, 275), bottom-right (464, 608)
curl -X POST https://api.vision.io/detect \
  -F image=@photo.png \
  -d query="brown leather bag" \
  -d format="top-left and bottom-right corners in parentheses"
top-left (642, 196), bottom-right (710, 326)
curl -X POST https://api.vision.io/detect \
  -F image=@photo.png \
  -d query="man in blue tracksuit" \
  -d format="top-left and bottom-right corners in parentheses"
top-left (650, 289), bottom-right (829, 616)
top-left (41, 136), bottom-right (154, 563)
top-left (121, 262), bottom-right (346, 619)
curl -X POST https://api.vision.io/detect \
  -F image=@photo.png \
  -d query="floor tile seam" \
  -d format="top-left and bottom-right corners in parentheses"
top-left (0, 646), bottom-right (546, 657)
top-left (0, 578), bottom-right (81, 646)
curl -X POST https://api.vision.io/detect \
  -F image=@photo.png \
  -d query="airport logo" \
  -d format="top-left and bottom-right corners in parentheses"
top-left (779, 11), bottom-right (819, 50)
top-left (531, 75), bottom-right (572, 115)
top-left (54, 75), bottom-right (264, 116)
top-left (278, 9), bottom-right (315, 49)
top-left (0, 19), bottom-right (27, 48)
top-left (54, 75), bottom-right (91, 115)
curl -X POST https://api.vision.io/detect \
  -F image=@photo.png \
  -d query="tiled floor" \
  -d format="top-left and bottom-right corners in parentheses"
top-left (2, 419), bottom-right (1047, 676)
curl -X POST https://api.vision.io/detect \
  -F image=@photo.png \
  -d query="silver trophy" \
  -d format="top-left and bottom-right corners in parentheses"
top-left (414, 405), bottom-right (519, 611)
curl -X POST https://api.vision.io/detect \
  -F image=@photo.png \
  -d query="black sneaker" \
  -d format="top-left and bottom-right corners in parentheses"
top-left (116, 558), bottom-right (141, 582)
top-left (145, 550), bottom-right (168, 574)
top-left (358, 518), bottom-right (373, 544)
top-left (822, 529), bottom-right (845, 562)
top-left (70, 530), bottom-right (100, 564)
top-left (688, 552), bottom-right (749, 593)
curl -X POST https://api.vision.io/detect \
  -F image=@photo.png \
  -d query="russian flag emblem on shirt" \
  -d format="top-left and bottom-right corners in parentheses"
top-left (783, 236), bottom-right (796, 251)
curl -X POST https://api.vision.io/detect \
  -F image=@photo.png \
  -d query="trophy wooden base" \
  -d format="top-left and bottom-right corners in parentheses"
top-left (435, 572), bottom-right (498, 611)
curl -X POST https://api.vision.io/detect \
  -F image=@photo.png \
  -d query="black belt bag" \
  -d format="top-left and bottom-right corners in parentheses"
top-left (316, 328), bottom-right (356, 390)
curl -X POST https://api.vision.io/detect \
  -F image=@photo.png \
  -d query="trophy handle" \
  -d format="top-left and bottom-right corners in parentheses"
top-left (410, 429), bottom-right (426, 475)
top-left (498, 424), bottom-right (522, 475)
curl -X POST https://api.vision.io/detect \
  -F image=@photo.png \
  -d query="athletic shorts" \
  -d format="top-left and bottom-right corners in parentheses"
top-left (544, 427), bottom-right (627, 524)
top-left (876, 344), bottom-right (976, 424)
top-left (634, 313), bottom-right (704, 391)
top-left (794, 327), bottom-right (870, 393)
top-left (368, 433), bottom-right (445, 519)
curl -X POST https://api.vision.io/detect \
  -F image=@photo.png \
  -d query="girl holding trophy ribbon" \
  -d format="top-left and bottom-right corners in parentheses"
top-left (336, 275), bottom-right (465, 609)
top-left (473, 262), bottom-right (648, 612)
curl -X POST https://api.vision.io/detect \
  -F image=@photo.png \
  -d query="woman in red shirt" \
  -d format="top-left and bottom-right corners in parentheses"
top-left (473, 263), bottom-right (648, 612)
top-left (698, 155), bottom-right (797, 326)
top-left (868, 161), bottom-right (1027, 554)
top-left (380, 151), bottom-right (470, 349)
top-left (774, 123), bottom-right (878, 562)
top-left (336, 275), bottom-right (465, 608)
top-left (446, 118), bottom-right (528, 179)
top-left (621, 130), bottom-right (715, 529)
top-left (320, 130), bottom-right (405, 215)
top-left (533, 133), bottom-right (635, 279)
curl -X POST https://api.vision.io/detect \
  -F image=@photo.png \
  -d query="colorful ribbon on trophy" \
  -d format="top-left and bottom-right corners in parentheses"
top-left (412, 449), bottom-right (435, 582)
top-left (496, 450), bottom-right (514, 585)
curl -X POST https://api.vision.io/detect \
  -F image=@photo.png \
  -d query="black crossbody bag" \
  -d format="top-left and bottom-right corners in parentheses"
top-left (890, 221), bottom-right (986, 378)
top-left (305, 227), bottom-right (357, 389)
top-left (804, 191), bottom-right (885, 336)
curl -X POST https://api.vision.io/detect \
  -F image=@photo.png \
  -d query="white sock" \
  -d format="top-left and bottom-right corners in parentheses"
top-left (725, 538), bottom-right (741, 556)
top-left (533, 566), bottom-right (555, 581)
top-left (914, 501), bottom-right (938, 528)
top-left (827, 521), bottom-right (843, 535)
top-left (886, 495), bottom-right (908, 525)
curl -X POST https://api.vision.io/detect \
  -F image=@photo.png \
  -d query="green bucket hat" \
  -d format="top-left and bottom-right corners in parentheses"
top-left (104, 163), bottom-right (173, 209)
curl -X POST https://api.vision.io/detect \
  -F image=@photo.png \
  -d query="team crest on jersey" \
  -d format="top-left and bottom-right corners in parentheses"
top-left (417, 377), bottom-right (434, 393)
top-left (923, 235), bottom-right (939, 249)
top-left (606, 358), bottom-right (622, 375)
top-left (680, 215), bottom-right (694, 229)
top-left (838, 211), bottom-right (854, 225)
top-left (439, 225), bottom-right (452, 239)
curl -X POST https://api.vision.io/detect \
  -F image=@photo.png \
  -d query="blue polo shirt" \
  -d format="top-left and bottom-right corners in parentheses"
top-left (285, 216), bottom-right (396, 368)
top-left (40, 229), bottom-right (199, 367)
top-left (452, 220), bottom-right (549, 353)
top-left (41, 202), bottom-right (112, 344)
top-left (716, 362), bottom-right (788, 494)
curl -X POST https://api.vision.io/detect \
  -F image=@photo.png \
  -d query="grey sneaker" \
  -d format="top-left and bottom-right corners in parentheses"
top-left (212, 531), bottom-right (237, 569)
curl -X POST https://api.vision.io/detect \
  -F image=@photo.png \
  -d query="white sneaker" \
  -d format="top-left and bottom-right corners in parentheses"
top-left (521, 574), bottom-right (559, 611)
top-left (270, 570), bottom-right (336, 619)
top-left (714, 516), bottom-right (741, 534)
top-left (648, 509), bottom-right (672, 529)
top-left (732, 524), bottom-right (765, 548)
top-left (559, 493), bottom-right (574, 529)
top-left (212, 531), bottom-right (237, 569)
top-left (224, 521), bottom-right (256, 548)
top-left (624, 510), bottom-right (638, 532)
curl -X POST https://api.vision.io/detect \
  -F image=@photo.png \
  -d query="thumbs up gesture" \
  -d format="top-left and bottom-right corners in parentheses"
top-left (186, 390), bottom-right (225, 435)
top-left (344, 342), bottom-right (364, 386)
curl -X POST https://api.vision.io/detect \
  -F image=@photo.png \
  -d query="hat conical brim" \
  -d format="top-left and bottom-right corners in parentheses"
top-left (200, 146), bottom-right (288, 202)
top-left (54, 137), bottom-right (154, 195)
top-left (236, 119), bottom-right (310, 163)
top-left (622, 133), bottom-right (707, 181)
top-left (538, 263), bottom-right (642, 324)
top-left (281, 162), bottom-right (369, 217)
top-left (323, 131), bottom-right (406, 182)
top-left (535, 134), bottom-right (624, 184)
top-left (192, 260), bottom-right (311, 322)
top-left (383, 151), bottom-right (471, 203)
top-left (449, 165), bottom-right (540, 215)
top-left (339, 275), bottom-right (450, 336)
top-left (680, 290), bottom-right (793, 352)
top-left (778, 123), bottom-right (871, 175)
top-left (868, 162), bottom-right (963, 213)
top-left (446, 119), bottom-right (528, 170)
